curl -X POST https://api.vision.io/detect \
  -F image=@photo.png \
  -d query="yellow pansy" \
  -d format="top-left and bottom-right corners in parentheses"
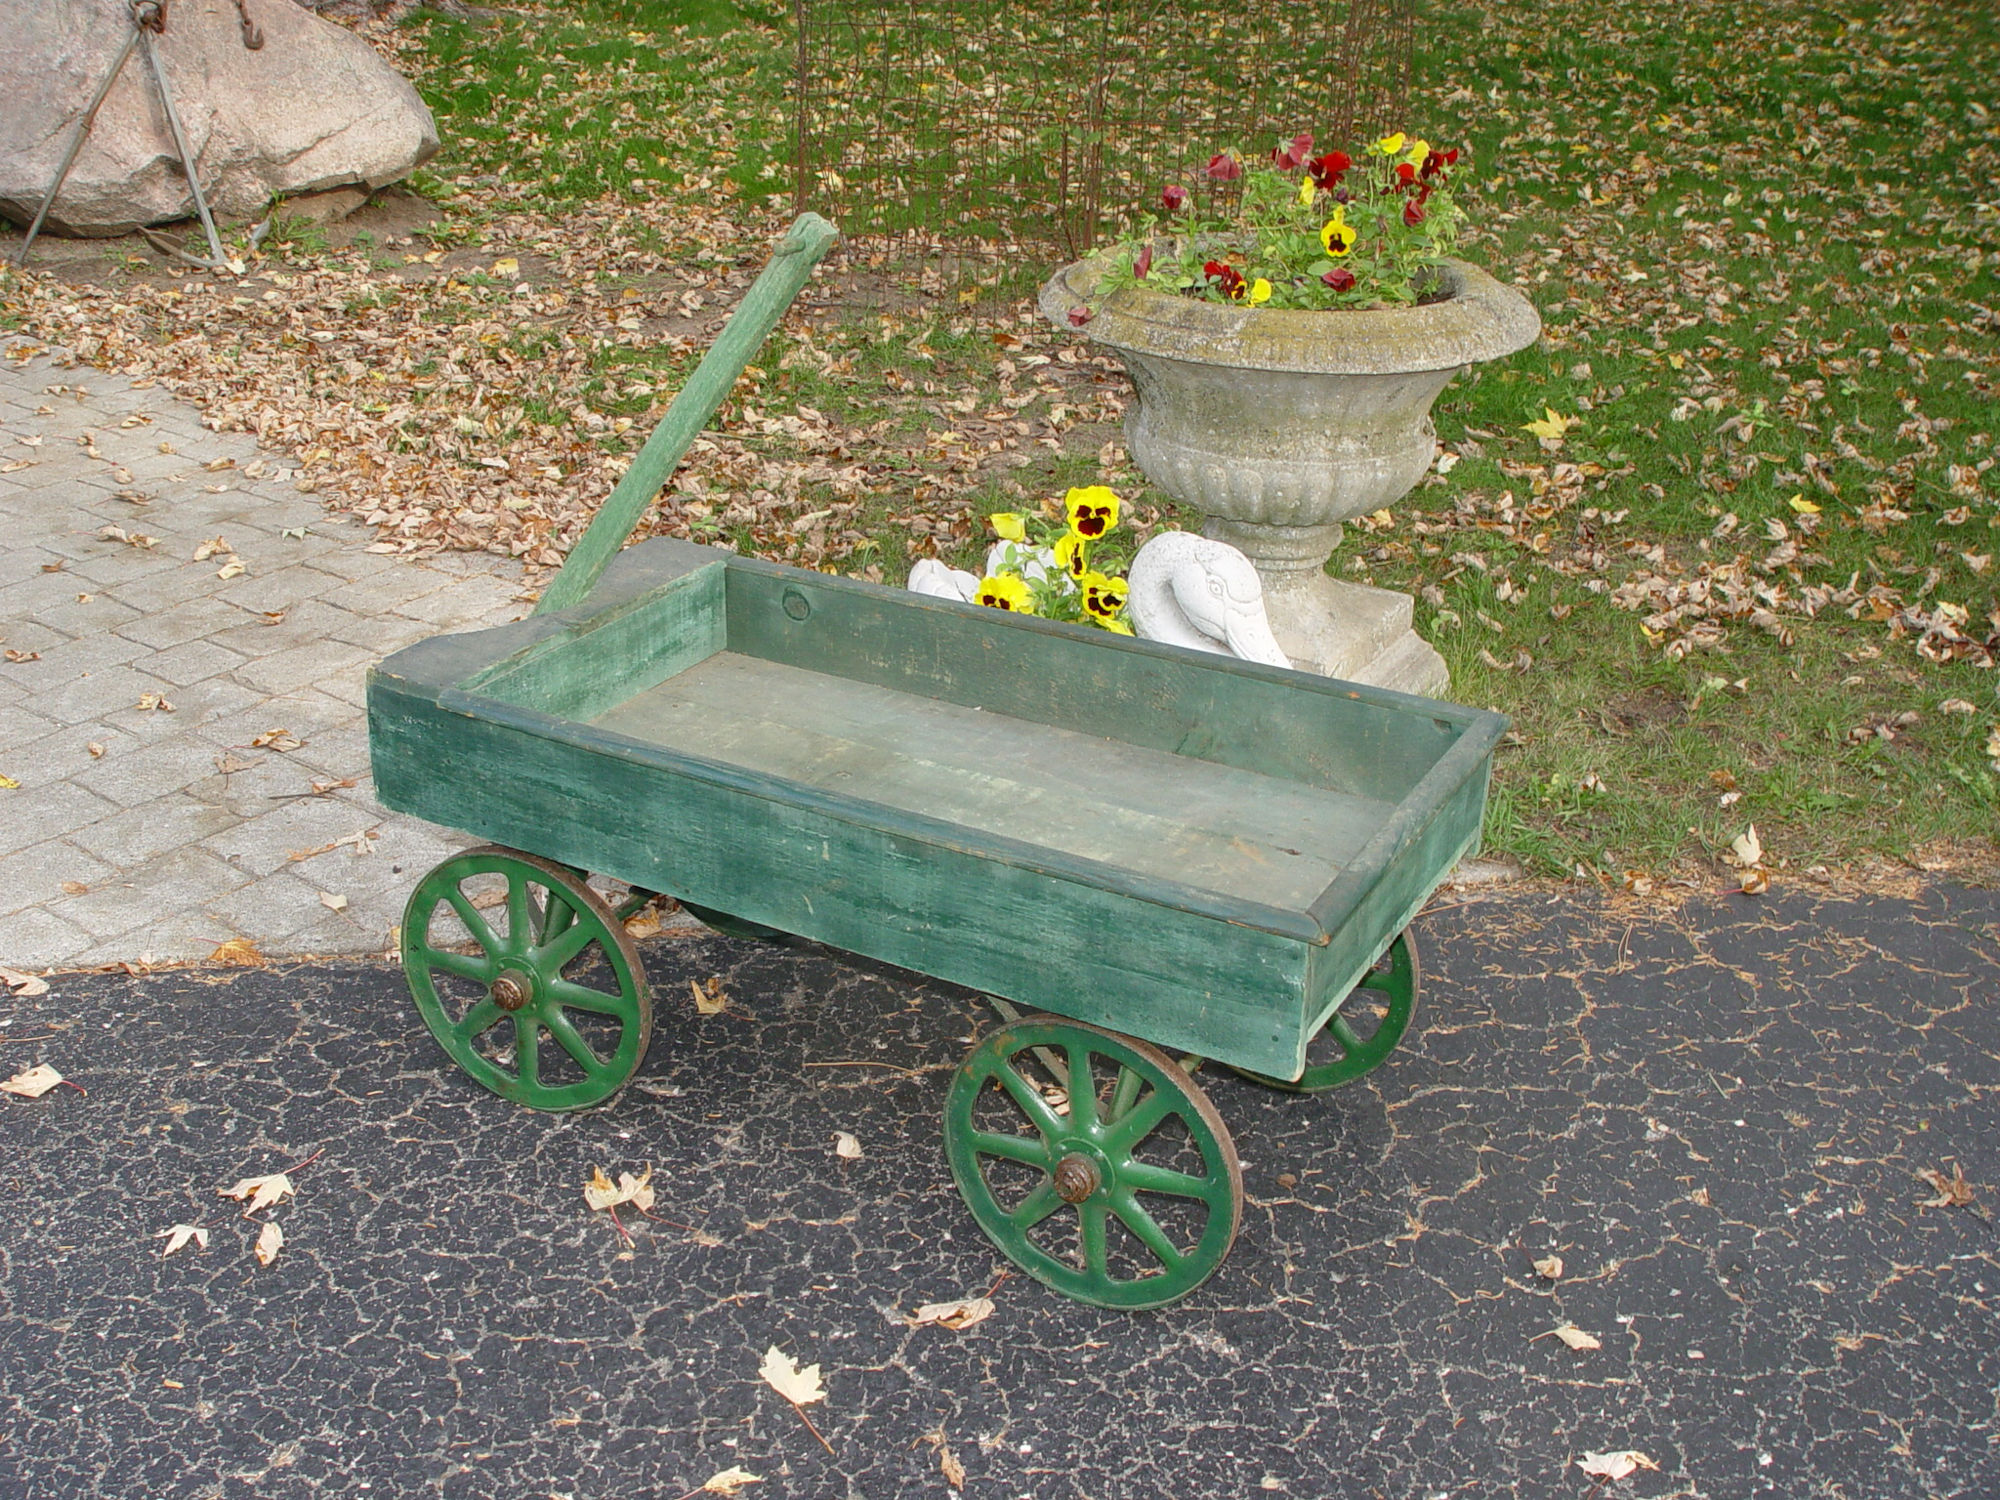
top-left (1052, 529), bottom-right (1090, 580)
top-left (1248, 278), bottom-right (1273, 305)
top-left (1320, 208), bottom-right (1357, 257)
top-left (1377, 131), bottom-right (1406, 155)
top-left (1099, 618), bottom-right (1135, 636)
top-left (1405, 139), bottom-right (1430, 170)
top-left (974, 574), bottom-right (1035, 613)
top-left (988, 511), bottom-right (1026, 542)
top-left (1298, 176), bottom-right (1316, 207)
top-left (1080, 571), bottom-right (1129, 620)
top-left (1064, 485), bottom-right (1121, 539)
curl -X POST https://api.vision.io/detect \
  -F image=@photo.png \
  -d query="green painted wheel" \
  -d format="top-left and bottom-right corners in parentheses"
top-left (401, 846), bottom-right (652, 1112)
top-left (944, 1016), bottom-right (1242, 1310)
top-left (1232, 931), bottom-right (1420, 1093)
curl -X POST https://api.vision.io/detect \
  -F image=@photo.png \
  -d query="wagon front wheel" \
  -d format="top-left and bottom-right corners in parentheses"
top-left (1230, 931), bottom-right (1419, 1093)
top-left (402, 846), bottom-right (652, 1112)
top-left (944, 1016), bottom-right (1242, 1309)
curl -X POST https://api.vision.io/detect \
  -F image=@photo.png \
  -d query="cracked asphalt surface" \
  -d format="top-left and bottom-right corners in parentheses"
top-left (2, 884), bottom-right (1996, 1499)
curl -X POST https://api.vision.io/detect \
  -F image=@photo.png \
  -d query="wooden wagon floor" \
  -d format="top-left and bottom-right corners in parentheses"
top-left (591, 653), bottom-right (1394, 911)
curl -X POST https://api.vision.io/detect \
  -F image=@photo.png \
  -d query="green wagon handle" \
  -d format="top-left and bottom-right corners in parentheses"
top-left (532, 211), bottom-right (841, 616)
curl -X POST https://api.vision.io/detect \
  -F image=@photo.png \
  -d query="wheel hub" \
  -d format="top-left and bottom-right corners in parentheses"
top-left (1052, 1153), bottom-right (1100, 1204)
top-left (489, 968), bottom-right (536, 1012)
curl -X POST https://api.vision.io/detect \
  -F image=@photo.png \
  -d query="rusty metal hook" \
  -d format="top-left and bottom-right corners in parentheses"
top-left (235, 0), bottom-right (264, 50)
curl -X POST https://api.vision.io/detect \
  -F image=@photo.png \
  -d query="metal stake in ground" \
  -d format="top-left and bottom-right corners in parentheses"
top-left (134, 1), bottom-right (230, 269)
top-left (10, 21), bottom-right (146, 268)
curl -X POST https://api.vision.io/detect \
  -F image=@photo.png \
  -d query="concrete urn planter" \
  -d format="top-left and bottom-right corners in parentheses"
top-left (1040, 256), bottom-right (1540, 695)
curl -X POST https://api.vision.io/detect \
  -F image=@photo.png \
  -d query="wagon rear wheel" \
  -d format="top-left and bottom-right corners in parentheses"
top-left (944, 1016), bottom-right (1242, 1309)
top-left (1231, 931), bottom-right (1419, 1093)
top-left (402, 846), bottom-right (652, 1112)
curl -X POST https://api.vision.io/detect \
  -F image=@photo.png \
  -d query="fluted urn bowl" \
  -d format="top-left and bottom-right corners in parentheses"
top-left (1040, 255), bottom-right (1540, 691)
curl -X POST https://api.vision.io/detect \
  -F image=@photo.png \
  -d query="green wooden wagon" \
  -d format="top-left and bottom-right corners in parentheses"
top-left (367, 216), bottom-right (1507, 1308)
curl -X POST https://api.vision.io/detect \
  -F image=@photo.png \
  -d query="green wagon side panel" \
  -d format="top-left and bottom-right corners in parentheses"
top-left (720, 556), bottom-right (1469, 806)
top-left (368, 677), bottom-right (1312, 1075)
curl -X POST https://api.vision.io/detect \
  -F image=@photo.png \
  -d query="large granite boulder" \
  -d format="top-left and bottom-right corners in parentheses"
top-left (0, 0), bottom-right (439, 237)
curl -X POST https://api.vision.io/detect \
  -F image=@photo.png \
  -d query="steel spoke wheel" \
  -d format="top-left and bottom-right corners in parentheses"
top-left (944, 1016), bottom-right (1242, 1309)
top-left (402, 846), bottom-right (651, 1111)
top-left (1232, 931), bottom-right (1419, 1093)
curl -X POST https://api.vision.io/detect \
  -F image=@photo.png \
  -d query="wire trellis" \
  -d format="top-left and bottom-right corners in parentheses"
top-left (791, 0), bottom-right (1414, 259)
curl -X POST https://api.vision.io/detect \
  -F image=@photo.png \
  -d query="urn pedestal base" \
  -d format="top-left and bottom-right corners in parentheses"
top-left (1203, 519), bottom-right (1448, 696)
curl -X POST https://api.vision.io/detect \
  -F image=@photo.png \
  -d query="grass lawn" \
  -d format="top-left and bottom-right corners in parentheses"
top-left (4, 0), bottom-right (1995, 884)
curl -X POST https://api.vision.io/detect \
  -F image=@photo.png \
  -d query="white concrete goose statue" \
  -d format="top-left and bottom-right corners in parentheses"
top-left (1126, 531), bottom-right (1291, 669)
top-left (906, 557), bottom-right (979, 601)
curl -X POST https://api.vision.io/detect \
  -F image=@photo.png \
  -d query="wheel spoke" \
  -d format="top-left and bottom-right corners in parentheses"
top-left (992, 1059), bottom-right (1067, 1141)
top-left (968, 1130), bottom-right (1050, 1168)
top-left (1119, 1160), bottom-right (1217, 1202)
top-left (1112, 1192), bottom-right (1187, 1271)
top-left (536, 916), bottom-right (598, 973)
top-left (545, 1010), bottom-right (605, 1074)
top-left (1065, 1044), bottom-right (1097, 1128)
top-left (416, 946), bottom-right (495, 985)
top-left (1107, 1063), bottom-right (1144, 1125)
top-left (1103, 1088), bottom-right (1174, 1154)
top-left (537, 888), bottom-right (578, 945)
top-left (505, 874), bottom-right (533, 953)
top-left (1008, 1178), bottom-right (1062, 1230)
top-left (442, 889), bottom-right (500, 955)
top-left (453, 996), bottom-right (505, 1042)
top-left (548, 977), bottom-right (637, 1020)
top-left (1079, 1202), bottom-right (1109, 1276)
top-left (514, 1013), bottom-right (539, 1087)
top-left (1327, 1012), bottom-right (1365, 1057)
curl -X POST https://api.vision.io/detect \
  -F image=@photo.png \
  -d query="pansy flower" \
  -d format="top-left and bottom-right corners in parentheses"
top-left (1420, 146), bottom-right (1460, 180)
top-left (1271, 131), bottom-right (1314, 171)
top-left (1396, 162), bottom-right (1418, 184)
top-left (988, 511), bottom-right (1027, 542)
top-left (1403, 197), bottom-right (1426, 226)
top-left (1132, 243), bottom-right (1153, 279)
top-left (1162, 184), bottom-right (1189, 214)
top-left (1204, 152), bottom-right (1243, 182)
top-left (974, 574), bottom-right (1034, 613)
top-left (1320, 209), bottom-right (1357, 257)
top-left (1203, 259), bottom-right (1248, 300)
top-left (1052, 529), bottom-right (1090, 581)
top-left (1249, 278), bottom-right (1273, 305)
top-left (1299, 176), bottom-right (1317, 207)
top-left (1322, 266), bottom-right (1357, 291)
top-left (1064, 485), bottom-right (1121, 539)
top-left (1080, 571), bottom-right (1130, 621)
top-left (1307, 150), bottom-right (1352, 188)
top-left (1376, 131), bottom-right (1407, 156)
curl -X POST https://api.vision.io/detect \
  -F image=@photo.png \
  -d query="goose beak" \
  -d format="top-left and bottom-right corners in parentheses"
top-left (1223, 607), bottom-right (1292, 670)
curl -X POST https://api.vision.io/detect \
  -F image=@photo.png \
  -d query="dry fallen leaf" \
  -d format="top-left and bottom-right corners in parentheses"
top-left (59, 880), bottom-right (89, 895)
top-left (1533, 1254), bottom-right (1565, 1281)
top-left (208, 937), bottom-right (266, 967)
top-left (1, 966), bottom-right (51, 997)
top-left (251, 728), bottom-right (303, 751)
top-left (833, 1131), bottom-right (863, 1160)
top-left (1740, 869), bottom-right (1771, 895)
top-left (759, 1346), bottom-right (826, 1406)
top-left (938, 1441), bottom-right (966, 1490)
top-left (0, 772), bottom-right (18, 789)
top-left (691, 976), bottom-right (728, 1015)
top-left (220, 1172), bottom-right (296, 1216)
top-left (135, 693), bottom-right (175, 713)
top-left (696, 1468), bottom-right (763, 1496)
top-left (254, 1220), bottom-right (284, 1266)
top-left (158, 1224), bottom-right (210, 1257)
top-left (1, 1064), bottom-right (64, 1099)
top-left (87, 741), bottom-right (105, 758)
top-left (1917, 1163), bottom-right (1976, 1210)
top-left (907, 1297), bottom-right (995, 1331)
top-left (1729, 825), bottom-right (1763, 867)
top-left (214, 752), bottom-right (257, 774)
top-left (319, 892), bottom-right (349, 912)
top-left (1545, 1324), bottom-right (1603, 1352)
top-left (583, 1165), bottom-right (655, 1213)
top-left (1577, 1450), bottom-right (1659, 1482)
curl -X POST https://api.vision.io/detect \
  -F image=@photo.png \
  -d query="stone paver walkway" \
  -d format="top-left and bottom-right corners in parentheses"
top-left (0, 340), bottom-right (525, 969)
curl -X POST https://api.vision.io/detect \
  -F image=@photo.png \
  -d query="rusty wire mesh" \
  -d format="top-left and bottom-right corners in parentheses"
top-left (790, 0), bottom-right (1414, 259)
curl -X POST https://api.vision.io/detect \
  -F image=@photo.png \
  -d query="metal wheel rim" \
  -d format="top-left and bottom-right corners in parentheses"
top-left (401, 845), bottom-right (652, 1111)
top-left (1230, 931), bottom-right (1419, 1093)
top-left (944, 1016), bottom-right (1243, 1310)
